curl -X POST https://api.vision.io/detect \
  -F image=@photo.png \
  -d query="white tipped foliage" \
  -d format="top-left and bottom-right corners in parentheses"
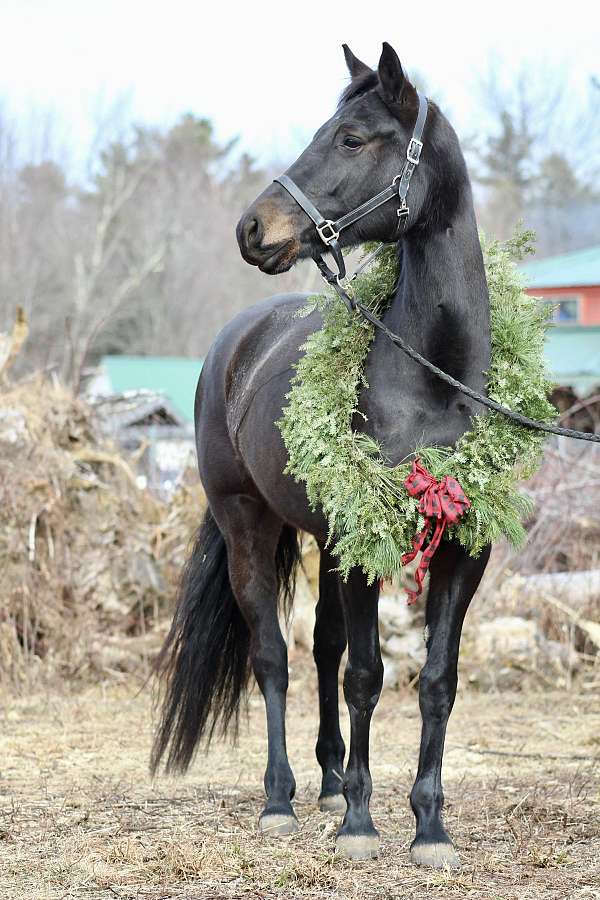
top-left (278, 232), bottom-right (556, 583)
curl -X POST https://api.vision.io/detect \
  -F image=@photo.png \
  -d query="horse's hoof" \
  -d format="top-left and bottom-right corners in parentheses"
top-left (318, 793), bottom-right (346, 814)
top-left (258, 813), bottom-right (299, 836)
top-left (335, 832), bottom-right (379, 860)
top-left (410, 841), bottom-right (460, 869)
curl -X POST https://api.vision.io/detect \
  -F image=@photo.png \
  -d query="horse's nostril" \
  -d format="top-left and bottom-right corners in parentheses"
top-left (236, 211), bottom-right (268, 261)
top-left (245, 217), bottom-right (261, 249)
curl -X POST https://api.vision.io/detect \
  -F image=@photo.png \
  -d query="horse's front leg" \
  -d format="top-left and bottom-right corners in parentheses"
top-left (313, 548), bottom-right (347, 813)
top-left (335, 571), bottom-right (382, 859)
top-left (410, 541), bottom-right (491, 869)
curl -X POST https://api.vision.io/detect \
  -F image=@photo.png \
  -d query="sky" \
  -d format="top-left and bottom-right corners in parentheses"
top-left (0, 0), bottom-right (599, 172)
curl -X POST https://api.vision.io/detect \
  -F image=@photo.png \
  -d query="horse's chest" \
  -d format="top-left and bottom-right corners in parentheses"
top-left (356, 375), bottom-right (468, 465)
top-left (355, 385), bottom-right (421, 464)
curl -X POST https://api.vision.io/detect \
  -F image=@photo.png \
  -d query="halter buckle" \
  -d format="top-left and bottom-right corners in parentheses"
top-left (407, 138), bottom-right (423, 165)
top-left (397, 201), bottom-right (409, 219)
top-left (316, 220), bottom-right (340, 245)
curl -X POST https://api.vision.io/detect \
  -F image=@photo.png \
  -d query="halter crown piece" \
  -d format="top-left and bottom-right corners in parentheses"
top-left (274, 91), bottom-right (429, 312)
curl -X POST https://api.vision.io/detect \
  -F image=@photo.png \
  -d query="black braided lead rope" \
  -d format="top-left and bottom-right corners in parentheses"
top-left (355, 301), bottom-right (600, 444)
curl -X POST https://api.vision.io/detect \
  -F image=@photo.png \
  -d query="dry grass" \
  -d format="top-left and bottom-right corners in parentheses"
top-left (1, 377), bottom-right (599, 897)
top-left (0, 661), bottom-right (599, 899)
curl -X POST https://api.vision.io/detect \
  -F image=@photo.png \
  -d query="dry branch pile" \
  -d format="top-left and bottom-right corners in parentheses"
top-left (482, 440), bottom-right (600, 609)
top-left (471, 438), bottom-right (600, 689)
top-left (0, 376), bottom-right (204, 688)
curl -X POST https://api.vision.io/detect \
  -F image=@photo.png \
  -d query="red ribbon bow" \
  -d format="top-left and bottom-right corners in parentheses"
top-left (401, 459), bottom-right (471, 604)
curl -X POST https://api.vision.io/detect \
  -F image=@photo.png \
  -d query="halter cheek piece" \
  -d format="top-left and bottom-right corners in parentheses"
top-left (274, 91), bottom-right (428, 312)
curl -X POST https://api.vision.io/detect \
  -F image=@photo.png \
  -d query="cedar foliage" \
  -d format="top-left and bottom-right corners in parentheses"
top-left (278, 232), bottom-right (557, 582)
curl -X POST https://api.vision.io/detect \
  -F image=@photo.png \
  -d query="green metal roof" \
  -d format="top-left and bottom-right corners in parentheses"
top-left (99, 326), bottom-right (600, 423)
top-left (544, 326), bottom-right (600, 393)
top-left (521, 246), bottom-right (600, 289)
top-left (101, 355), bottom-right (203, 422)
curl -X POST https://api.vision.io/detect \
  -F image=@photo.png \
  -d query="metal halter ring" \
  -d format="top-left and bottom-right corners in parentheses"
top-left (316, 220), bottom-right (340, 245)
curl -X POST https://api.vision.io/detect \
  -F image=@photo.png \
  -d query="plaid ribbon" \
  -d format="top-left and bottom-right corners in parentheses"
top-left (401, 459), bottom-right (471, 604)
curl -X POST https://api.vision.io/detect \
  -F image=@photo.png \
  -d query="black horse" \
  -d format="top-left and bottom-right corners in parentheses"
top-left (152, 43), bottom-right (491, 867)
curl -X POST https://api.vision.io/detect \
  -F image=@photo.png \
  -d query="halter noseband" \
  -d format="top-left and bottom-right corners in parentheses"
top-left (274, 91), bottom-right (428, 311)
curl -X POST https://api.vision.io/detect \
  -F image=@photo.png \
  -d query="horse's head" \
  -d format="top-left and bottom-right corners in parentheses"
top-left (237, 43), bottom-right (462, 274)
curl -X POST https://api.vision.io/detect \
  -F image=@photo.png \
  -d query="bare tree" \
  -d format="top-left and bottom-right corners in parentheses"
top-left (470, 62), bottom-right (600, 253)
top-left (0, 108), bottom-right (320, 384)
top-left (7, 57), bottom-right (596, 384)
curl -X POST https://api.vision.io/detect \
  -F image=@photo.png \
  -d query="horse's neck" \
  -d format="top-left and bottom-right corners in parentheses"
top-left (383, 202), bottom-right (490, 392)
top-left (360, 198), bottom-right (490, 456)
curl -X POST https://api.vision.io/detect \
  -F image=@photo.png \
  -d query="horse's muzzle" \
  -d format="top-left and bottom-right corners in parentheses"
top-left (236, 211), bottom-right (297, 273)
top-left (236, 185), bottom-right (304, 274)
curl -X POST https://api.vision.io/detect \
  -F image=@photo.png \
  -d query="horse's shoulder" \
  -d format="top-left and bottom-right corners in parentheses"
top-left (199, 292), bottom-right (322, 438)
top-left (213, 292), bottom-right (319, 372)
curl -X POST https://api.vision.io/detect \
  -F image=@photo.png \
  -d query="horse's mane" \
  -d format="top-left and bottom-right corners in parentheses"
top-left (338, 70), bottom-right (379, 107)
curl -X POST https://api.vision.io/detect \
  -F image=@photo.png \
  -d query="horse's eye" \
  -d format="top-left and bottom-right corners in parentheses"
top-left (342, 136), bottom-right (363, 150)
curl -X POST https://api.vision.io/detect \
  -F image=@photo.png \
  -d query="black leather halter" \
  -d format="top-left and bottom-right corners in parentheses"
top-left (271, 93), bottom-right (600, 445)
top-left (274, 91), bottom-right (428, 310)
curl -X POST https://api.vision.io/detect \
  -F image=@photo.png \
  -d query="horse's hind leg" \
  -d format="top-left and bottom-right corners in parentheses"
top-left (335, 570), bottom-right (382, 859)
top-left (410, 541), bottom-right (491, 869)
top-left (218, 495), bottom-right (298, 836)
top-left (313, 548), bottom-right (347, 813)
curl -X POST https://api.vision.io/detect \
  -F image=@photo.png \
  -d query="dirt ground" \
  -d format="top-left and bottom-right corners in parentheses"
top-left (0, 659), bottom-right (599, 900)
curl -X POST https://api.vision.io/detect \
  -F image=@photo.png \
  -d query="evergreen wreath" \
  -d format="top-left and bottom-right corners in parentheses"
top-left (278, 231), bottom-right (557, 584)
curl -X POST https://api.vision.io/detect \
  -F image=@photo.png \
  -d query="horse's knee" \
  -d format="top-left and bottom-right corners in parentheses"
top-left (343, 658), bottom-right (383, 711)
top-left (418, 663), bottom-right (456, 719)
top-left (419, 665), bottom-right (448, 697)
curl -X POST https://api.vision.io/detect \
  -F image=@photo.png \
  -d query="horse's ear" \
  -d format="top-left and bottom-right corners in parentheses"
top-left (378, 42), bottom-right (413, 103)
top-left (342, 44), bottom-right (371, 79)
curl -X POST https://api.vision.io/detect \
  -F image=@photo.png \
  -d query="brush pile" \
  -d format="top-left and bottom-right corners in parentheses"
top-left (0, 373), bottom-right (204, 689)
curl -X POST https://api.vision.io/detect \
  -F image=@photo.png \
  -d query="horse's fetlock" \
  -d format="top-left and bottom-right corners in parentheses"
top-left (264, 767), bottom-right (296, 799)
top-left (411, 777), bottom-right (444, 815)
top-left (316, 735), bottom-right (345, 769)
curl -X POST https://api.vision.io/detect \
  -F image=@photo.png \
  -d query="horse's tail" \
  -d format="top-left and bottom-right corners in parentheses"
top-left (150, 506), bottom-right (301, 775)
